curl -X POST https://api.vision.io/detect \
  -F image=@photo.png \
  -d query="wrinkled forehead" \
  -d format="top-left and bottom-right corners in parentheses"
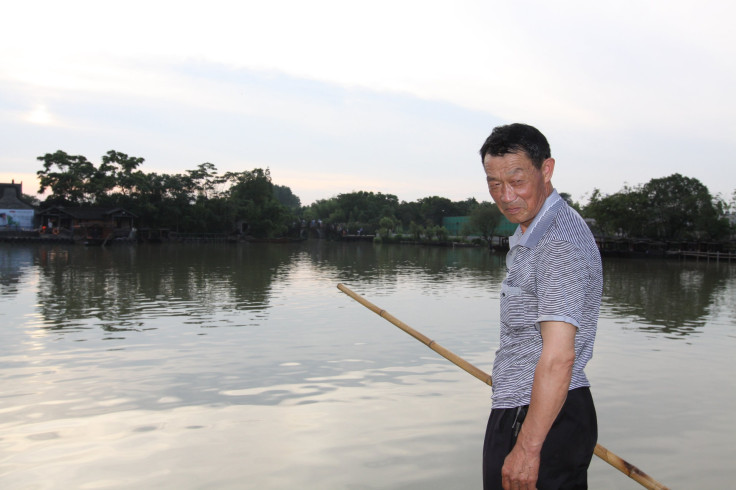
top-left (483, 153), bottom-right (537, 178)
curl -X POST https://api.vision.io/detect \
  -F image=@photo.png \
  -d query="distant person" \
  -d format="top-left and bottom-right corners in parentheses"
top-left (479, 123), bottom-right (602, 489)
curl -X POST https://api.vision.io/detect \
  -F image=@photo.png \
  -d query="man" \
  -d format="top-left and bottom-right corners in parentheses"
top-left (479, 123), bottom-right (602, 489)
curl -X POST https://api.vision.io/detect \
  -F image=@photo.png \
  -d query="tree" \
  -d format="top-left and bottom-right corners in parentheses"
top-left (21, 193), bottom-right (41, 207)
top-left (417, 196), bottom-right (454, 226)
top-left (454, 197), bottom-right (480, 216)
top-left (558, 192), bottom-right (581, 212)
top-left (431, 225), bottom-right (450, 242)
top-left (377, 216), bottom-right (396, 238)
top-left (36, 149), bottom-right (151, 208)
top-left (641, 174), bottom-right (728, 241)
top-left (37, 151), bottom-right (97, 205)
top-left (226, 168), bottom-right (294, 237)
top-left (134, 172), bottom-right (194, 230)
top-left (583, 186), bottom-right (648, 237)
top-left (582, 175), bottom-right (730, 241)
top-left (273, 184), bottom-right (302, 212)
top-left (396, 200), bottom-right (423, 229)
top-left (408, 221), bottom-right (424, 241)
top-left (468, 202), bottom-right (503, 241)
top-left (34, 150), bottom-right (301, 237)
top-left (304, 191), bottom-right (399, 233)
top-left (186, 162), bottom-right (221, 201)
top-left (97, 150), bottom-right (146, 200)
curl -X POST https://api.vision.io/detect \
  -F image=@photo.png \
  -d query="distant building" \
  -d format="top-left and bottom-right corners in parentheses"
top-left (0, 182), bottom-right (35, 229)
top-left (36, 206), bottom-right (137, 238)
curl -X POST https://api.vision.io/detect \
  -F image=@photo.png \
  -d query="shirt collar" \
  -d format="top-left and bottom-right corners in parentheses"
top-left (508, 189), bottom-right (564, 250)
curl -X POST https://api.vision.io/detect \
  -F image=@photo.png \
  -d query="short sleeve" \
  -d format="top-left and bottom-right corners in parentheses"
top-left (535, 240), bottom-right (590, 330)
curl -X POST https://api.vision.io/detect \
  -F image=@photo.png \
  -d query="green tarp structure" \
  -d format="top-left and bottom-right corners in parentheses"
top-left (441, 215), bottom-right (517, 237)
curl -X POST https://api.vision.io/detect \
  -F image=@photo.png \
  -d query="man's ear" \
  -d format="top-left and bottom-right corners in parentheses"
top-left (541, 158), bottom-right (555, 183)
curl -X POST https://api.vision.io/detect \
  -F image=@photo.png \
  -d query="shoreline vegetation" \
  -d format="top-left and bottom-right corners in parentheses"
top-left (2, 149), bottom-right (734, 258)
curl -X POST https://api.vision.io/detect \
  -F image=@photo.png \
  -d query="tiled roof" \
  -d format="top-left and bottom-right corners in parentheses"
top-left (0, 185), bottom-right (34, 210)
top-left (38, 206), bottom-right (137, 219)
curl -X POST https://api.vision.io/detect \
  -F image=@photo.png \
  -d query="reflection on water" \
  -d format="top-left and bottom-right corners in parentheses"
top-left (32, 244), bottom-right (299, 332)
top-left (3, 243), bottom-right (509, 334)
top-left (1, 242), bottom-right (735, 489)
top-left (602, 257), bottom-right (733, 336)
top-left (0, 246), bottom-right (34, 294)
top-left (5, 244), bottom-right (729, 339)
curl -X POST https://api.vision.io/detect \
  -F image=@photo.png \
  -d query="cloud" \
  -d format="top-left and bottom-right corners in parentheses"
top-left (1, 1), bottom-right (734, 206)
top-left (0, 60), bottom-right (499, 205)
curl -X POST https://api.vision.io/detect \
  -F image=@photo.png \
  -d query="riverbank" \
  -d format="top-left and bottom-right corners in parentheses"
top-left (3, 229), bottom-right (736, 263)
top-left (0, 229), bottom-right (74, 244)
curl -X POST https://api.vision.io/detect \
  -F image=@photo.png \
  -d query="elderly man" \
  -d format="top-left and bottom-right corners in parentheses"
top-left (479, 123), bottom-right (602, 490)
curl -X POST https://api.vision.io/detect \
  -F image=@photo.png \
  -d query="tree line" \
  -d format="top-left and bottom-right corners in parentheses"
top-left (34, 150), bottom-right (300, 237)
top-left (30, 150), bottom-right (735, 242)
top-left (584, 174), bottom-right (733, 242)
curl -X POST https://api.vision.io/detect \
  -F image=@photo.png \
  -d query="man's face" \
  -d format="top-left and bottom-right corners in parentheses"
top-left (483, 151), bottom-right (554, 232)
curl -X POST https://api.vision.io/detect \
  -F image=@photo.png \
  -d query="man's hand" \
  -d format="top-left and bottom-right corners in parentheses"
top-left (501, 439), bottom-right (541, 489)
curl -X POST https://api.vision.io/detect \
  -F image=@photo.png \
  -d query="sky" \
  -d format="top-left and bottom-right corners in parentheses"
top-left (1, 0), bottom-right (735, 207)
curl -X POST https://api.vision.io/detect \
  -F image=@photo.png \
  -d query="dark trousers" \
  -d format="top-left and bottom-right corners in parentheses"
top-left (482, 387), bottom-right (597, 490)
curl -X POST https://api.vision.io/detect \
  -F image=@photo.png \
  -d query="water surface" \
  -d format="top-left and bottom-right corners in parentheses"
top-left (1, 242), bottom-right (734, 488)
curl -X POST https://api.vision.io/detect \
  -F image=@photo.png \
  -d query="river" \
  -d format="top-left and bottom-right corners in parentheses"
top-left (0, 241), bottom-right (734, 489)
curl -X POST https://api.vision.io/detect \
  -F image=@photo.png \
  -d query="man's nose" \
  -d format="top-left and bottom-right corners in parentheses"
top-left (499, 184), bottom-right (516, 203)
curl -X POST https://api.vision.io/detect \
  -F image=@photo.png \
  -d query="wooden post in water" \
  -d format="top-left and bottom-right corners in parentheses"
top-left (337, 283), bottom-right (669, 490)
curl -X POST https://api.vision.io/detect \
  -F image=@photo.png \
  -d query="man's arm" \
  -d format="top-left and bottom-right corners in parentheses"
top-left (501, 321), bottom-right (577, 490)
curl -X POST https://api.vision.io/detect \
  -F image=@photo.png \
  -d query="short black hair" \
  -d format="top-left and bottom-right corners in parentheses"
top-left (479, 123), bottom-right (551, 169)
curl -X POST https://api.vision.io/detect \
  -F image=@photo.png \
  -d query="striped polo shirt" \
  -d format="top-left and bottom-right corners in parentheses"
top-left (491, 190), bottom-right (602, 409)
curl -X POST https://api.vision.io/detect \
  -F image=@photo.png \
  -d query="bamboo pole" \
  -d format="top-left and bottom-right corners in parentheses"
top-left (337, 283), bottom-right (669, 490)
